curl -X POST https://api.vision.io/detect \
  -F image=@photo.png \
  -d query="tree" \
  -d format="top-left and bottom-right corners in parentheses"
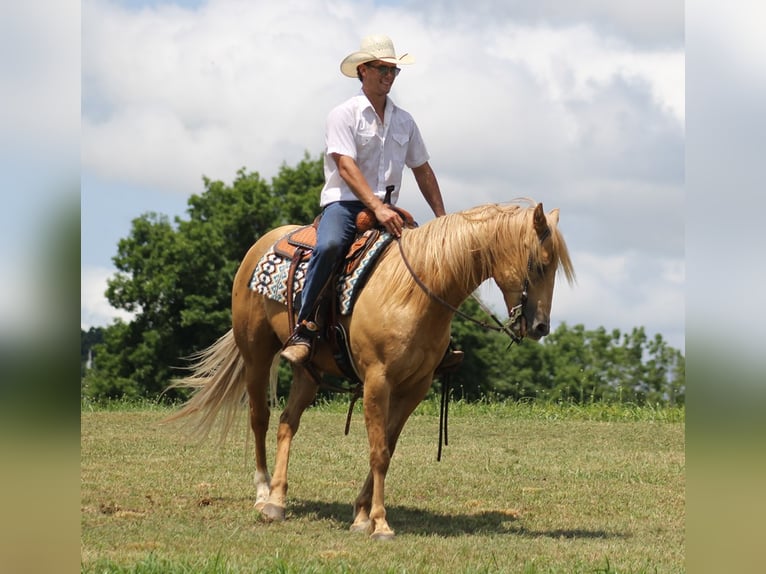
top-left (83, 157), bottom-right (324, 400)
top-left (538, 323), bottom-right (685, 405)
top-left (446, 297), bottom-right (511, 400)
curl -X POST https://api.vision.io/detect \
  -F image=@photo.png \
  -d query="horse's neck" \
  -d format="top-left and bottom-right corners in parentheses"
top-left (404, 223), bottom-right (492, 306)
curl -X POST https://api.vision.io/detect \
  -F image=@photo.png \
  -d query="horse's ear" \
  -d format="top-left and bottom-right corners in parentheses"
top-left (548, 208), bottom-right (560, 226)
top-left (533, 203), bottom-right (549, 238)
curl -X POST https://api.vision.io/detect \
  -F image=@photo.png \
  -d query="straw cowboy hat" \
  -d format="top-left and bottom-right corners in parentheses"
top-left (340, 34), bottom-right (415, 78)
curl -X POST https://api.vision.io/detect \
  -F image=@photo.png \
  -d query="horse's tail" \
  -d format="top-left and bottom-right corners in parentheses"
top-left (164, 328), bottom-right (251, 443)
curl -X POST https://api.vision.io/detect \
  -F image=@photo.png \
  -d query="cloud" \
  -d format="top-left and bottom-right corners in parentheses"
top-left (82, 0), bottom-right (683, 194)
top-left (82, 0), bottom-right (355, 191)
top-left (81, 266), bottom-right (135, 329)
top-left (487, 21), bottom-right (684, 120)
top-left (405, 0), bottom-right (684, 48)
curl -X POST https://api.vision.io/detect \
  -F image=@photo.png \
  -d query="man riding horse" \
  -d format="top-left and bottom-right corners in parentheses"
top-left (281, 34), bottom-right (460, 370)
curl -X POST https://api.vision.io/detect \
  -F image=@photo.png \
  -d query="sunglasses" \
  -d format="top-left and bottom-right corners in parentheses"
top-left (364, 63), bottom-right (401, 77)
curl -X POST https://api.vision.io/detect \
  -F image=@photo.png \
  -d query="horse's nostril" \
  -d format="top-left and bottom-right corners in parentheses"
top-left (535, 323), bottom-right (550, 336)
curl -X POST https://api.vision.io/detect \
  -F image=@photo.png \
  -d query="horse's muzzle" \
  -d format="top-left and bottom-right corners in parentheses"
top-left (524, 315), bottom-right (550, 340)
top-left (530, 320), bottom-right (550, 339)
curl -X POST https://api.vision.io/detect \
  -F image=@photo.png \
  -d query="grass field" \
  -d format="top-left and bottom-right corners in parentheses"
top-left (81, 400), bottom-right (684, 573)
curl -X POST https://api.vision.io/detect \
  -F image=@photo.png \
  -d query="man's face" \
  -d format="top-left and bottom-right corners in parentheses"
top-left (360, 60), bottom-right (400, 96)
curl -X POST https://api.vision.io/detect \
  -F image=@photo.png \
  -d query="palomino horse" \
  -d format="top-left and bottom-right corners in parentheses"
top-left (168, 200), bottom-right (575, 540)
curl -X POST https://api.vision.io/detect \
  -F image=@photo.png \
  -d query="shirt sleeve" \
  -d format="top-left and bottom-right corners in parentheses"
top-left (325, 103), bottom-right (357, 159)
top-left (405, 121), bottom-right (430, 169)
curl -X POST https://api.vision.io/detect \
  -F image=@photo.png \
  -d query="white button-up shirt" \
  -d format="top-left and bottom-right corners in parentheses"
top-left (320, 92), bottom-right (430, 207)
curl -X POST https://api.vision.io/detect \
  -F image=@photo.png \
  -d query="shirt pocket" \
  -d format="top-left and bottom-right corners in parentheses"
top-left (392, 132), bottom-right (410, 147)
top-left (386, 131), bottom-right (409, 177)
top-left (356, 125), bottom-right (378, 150)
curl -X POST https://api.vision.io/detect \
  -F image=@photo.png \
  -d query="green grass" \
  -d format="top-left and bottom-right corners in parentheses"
top-left (81, 400), bottom-right (684, 573)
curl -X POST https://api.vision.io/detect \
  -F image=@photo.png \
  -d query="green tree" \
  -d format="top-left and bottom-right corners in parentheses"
top-left (537, 323), bottom-right (685, 405)
top-left (636, 331), bottom-right (685, 405)
top-left (84, 157), bottom-right (324, 400)
top-left (539, 323), bottom-right (595, 401)
top-left (494, 338), bottom-right (548, 400)
top-left (88, 213), bottom-right (183, 397)
top-left (271, 154), bottom-right (325, 224)
top-left (447, 297), bottom-right (509, 400)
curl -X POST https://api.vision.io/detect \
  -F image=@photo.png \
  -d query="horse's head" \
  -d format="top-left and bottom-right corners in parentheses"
top-left (492, 203), bottom-right (575, 342)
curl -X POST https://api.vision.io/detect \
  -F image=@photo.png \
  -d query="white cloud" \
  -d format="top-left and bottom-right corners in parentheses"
top-left (81, 266), bottom-right (135, 329)
top-left (488, 22), bottom-right (684, 123)
top-left (400, 0), bottom-right (683, 47)
top-left (82, 0), bottom-right (354, 191)
top-left (82, 0), bottom-right (683, 192)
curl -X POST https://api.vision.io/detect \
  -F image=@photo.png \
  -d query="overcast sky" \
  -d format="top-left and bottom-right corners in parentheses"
top-left (78, 0), bottom-right (685, 351)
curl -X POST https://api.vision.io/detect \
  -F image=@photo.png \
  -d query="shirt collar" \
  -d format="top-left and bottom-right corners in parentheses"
top-left (357, 91), bottom-right (396, 118)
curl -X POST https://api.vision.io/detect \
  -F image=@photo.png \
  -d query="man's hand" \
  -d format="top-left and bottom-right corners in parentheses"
top-left (373, 204), bottom-right (404, 237)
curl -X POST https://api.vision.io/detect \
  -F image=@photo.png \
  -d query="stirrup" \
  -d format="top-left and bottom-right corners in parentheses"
top-left (287, 320), bottom-right (319, 342)
top-left (435, 347), bottom-right (464, 374)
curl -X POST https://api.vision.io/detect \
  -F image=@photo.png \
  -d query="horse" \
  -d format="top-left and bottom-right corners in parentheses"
top-left (166, 200), bottom-right (575, 540)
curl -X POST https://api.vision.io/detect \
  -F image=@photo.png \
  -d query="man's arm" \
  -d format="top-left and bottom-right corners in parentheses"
top-left (412, 161), bottom-right (446, 217)
top-left (332, 153), bottom-right (405, 237)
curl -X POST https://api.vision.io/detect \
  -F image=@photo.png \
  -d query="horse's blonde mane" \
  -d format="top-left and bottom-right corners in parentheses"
top-left (385, 200), bottom-right (575, 302)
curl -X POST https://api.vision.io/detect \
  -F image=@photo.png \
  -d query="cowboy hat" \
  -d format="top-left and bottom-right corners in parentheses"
top-left (340, 34), bottom-right (415, 78)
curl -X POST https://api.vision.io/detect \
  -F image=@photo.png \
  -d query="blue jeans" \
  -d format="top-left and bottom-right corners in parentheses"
top-left (297, 201), bottom-right (367, 324)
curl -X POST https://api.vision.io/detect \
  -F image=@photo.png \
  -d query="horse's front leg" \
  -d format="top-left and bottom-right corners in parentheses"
top-left (350, 473), bottom-right (373, 533)
top-left (260, 364), bottom-right (317, 521)
top-left (356, 374), bottom-right (396, 540)
top-left (352, 374), bottom-right (434, 538)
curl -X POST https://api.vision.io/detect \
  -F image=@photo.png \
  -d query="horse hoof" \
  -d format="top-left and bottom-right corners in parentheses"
top-left (370, 529), bottom-right (395, 541)
top-left (349, 520), bottom-right (371, 534)
top-left (254, 500), bottom-right (266, 512)
top-left (370, 525), bottom-right (394, 540)
top-left (261, 503), bottom-right (285, 522)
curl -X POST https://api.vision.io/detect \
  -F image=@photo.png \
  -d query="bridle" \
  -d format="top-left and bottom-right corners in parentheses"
top-left (395, 226), bottom-right (551, 347)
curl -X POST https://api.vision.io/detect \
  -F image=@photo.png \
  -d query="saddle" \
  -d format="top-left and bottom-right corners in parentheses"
top-left (274, 206), bottom-right (417, 383)
top-left (273, 206), bottom-right (416, 272)
top-left (274, 223), bottom-right (381, 275)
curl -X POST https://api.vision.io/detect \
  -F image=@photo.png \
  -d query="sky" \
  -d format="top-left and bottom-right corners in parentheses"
top-left (77, 0), bottom-right (685, 351)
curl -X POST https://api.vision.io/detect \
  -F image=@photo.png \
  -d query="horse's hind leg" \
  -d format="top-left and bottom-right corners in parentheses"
top-left (246, 354), bottom-right (280, 511)
top-left (260, 364), bottom-right (318, 522)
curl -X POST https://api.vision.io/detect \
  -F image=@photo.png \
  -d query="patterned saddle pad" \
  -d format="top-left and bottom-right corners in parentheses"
top-left (249, 230), bottom-right (395, 315)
